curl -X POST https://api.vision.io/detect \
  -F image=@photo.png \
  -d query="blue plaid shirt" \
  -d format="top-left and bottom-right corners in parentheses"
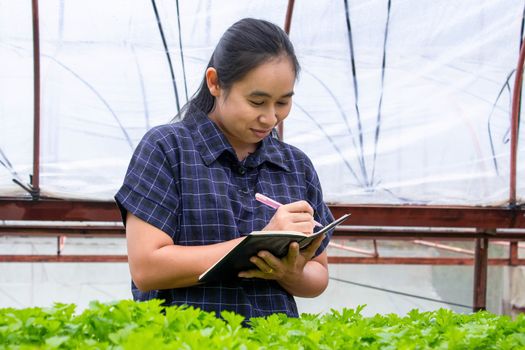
top-left (115, 110), bottom-right (334, 319)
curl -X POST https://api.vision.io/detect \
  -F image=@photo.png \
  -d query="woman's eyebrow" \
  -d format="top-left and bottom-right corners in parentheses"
top-left (249, 90), bottom-right (295, 98)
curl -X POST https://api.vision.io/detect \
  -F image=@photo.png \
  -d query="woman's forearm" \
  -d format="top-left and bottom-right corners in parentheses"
top-left (130, 239), bottom-right (242, 291)
top-left (126, 212), bottom-right (244, 291)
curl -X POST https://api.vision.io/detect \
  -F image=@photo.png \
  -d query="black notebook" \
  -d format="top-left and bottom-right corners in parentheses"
top-left (198, 213), bottom-right (351, 283)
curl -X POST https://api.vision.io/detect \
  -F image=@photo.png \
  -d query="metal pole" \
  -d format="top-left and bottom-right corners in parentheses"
top-left (31, 0), bottom-right (41, 199)
top-left (473, 236), bottom-right (489, 311)
top-left (510, 241), bottom-right (519, 266)
top-left (279, 0), bottom-right (295, 141)
top-left (510, 38), bottom-right (525, 205)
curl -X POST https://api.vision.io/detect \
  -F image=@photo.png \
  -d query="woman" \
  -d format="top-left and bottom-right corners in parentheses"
top-left (115, 18), bottom-right (334, 319)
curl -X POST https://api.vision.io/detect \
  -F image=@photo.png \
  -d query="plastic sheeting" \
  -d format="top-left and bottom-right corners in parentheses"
top-left (1, 0), bottom-right (524, 205)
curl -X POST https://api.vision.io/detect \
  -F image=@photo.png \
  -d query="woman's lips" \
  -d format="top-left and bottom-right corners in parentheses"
top-left (251, 128), bottom-right (271, 138)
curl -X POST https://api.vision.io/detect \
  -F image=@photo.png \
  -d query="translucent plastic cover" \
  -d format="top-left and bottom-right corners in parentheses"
top-left (1, 0), bottom-right (524, 205)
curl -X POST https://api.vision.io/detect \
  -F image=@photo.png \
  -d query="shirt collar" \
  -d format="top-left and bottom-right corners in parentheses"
top-left (183, 109), bottom-right (290, 172)
top-left (249, 135), bottom-right (291, 172)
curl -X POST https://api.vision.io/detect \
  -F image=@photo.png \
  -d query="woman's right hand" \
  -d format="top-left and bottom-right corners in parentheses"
top-left (262, 200), bottom-right (315, 235)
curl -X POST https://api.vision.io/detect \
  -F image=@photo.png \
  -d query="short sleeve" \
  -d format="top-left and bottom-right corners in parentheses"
top-left (115, 127), bottom-right (180, 239)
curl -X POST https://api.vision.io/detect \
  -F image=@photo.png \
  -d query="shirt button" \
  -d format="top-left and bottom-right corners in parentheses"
top-left (238, 188), bottom-right (250, 195)
top-left (238, 166), bottom-right (246, 175)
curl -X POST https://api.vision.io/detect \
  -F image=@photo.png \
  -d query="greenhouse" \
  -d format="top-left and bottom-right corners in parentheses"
top-left (1, 0), bottom-right (525, 348)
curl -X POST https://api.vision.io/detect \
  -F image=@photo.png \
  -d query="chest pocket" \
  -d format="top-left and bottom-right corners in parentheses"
top-left (177, 162), bottom-right (247, 245)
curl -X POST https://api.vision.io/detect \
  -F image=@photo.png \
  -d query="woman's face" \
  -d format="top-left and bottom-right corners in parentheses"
top-left (207, 56), bottom-right (296, 159)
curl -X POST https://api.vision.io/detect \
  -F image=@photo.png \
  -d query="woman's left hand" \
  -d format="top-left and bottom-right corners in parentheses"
top-left (238, 234), bottom-right (325, 281)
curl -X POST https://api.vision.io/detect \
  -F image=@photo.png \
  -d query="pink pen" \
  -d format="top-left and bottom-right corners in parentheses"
top-left (255, 193), bottom-right (323, 227)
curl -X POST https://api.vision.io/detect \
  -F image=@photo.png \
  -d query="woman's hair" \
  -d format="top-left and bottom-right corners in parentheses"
top-left (176, 18), bottom-right (300, 119)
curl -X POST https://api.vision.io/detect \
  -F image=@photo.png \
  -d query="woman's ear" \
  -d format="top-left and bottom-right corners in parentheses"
top-left (206, 67), bottom-right (221, 97)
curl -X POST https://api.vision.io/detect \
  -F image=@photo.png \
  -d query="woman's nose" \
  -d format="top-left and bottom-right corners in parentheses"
top-left (259, 106), bottom-right (278, 125)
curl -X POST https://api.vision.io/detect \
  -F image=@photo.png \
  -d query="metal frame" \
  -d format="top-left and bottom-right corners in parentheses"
top-left (1, 0), bottom-right (524, 313)
top-left (1, 199), bottom-right (525, 311)
top-left (31, 0), bottom-right (41, 199)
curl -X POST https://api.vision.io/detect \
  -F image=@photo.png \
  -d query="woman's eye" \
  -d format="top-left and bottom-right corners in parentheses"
top-left (277, 100), bottom-right (290, 106)
top-left (249, 100), bottom-right (264, 106)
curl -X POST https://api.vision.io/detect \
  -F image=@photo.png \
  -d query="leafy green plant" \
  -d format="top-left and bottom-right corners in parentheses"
top-left (1, 300), bottom-right (524, 349)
